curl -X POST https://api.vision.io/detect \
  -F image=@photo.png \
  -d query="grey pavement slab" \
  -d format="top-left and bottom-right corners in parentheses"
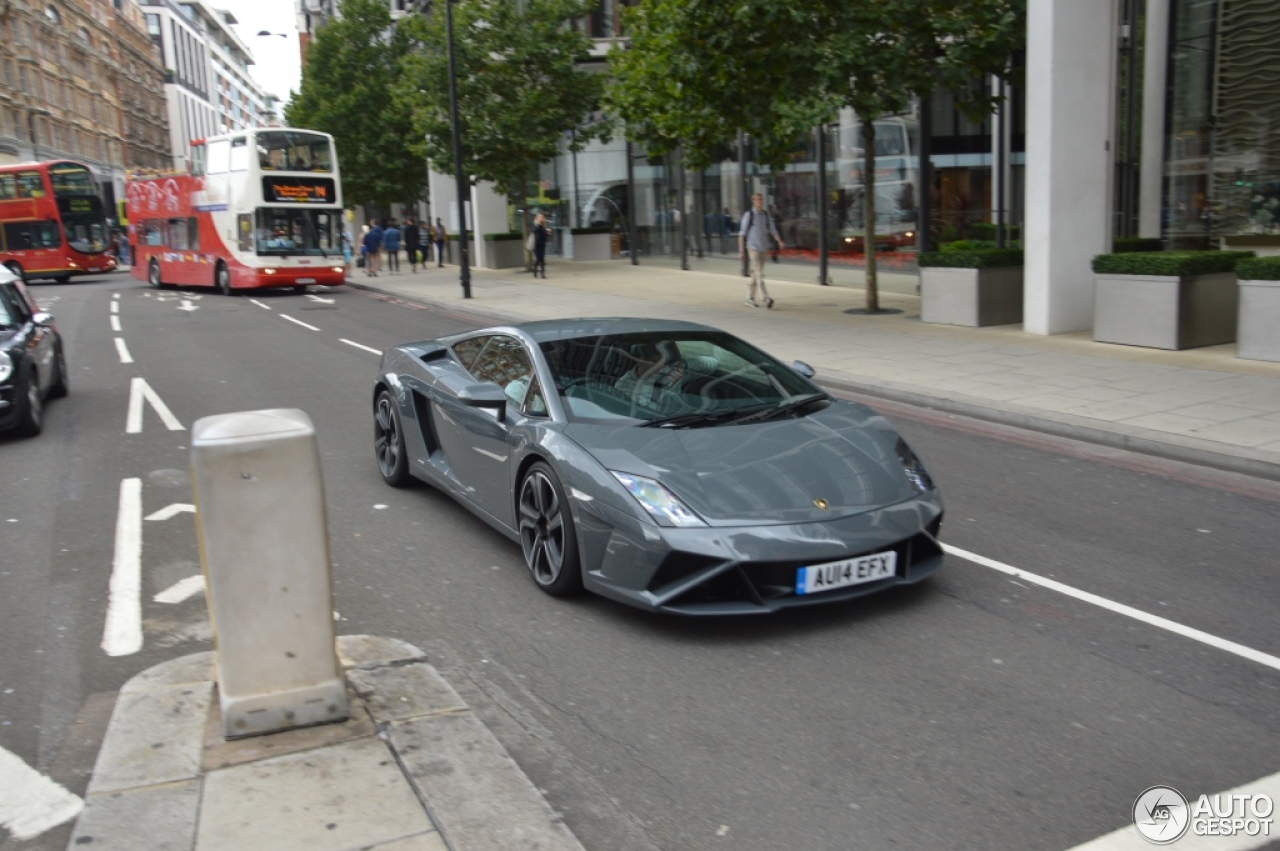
top-left (86, 682), bottom-right (212, 795)
top-left (348, 662), bottom-right (468, 724)
top-left (69, 780), bottom-right (199, 851)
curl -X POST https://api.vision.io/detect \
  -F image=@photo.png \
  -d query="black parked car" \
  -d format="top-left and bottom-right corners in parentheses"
top-left (0, 265), bottom-right (67, 437)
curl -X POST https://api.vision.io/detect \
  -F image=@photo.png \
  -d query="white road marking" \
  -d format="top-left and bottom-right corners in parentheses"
top-left (176, 299), bottom-right (198, 312)
top-left (154, 575), bottom-right (205, 604)
top-left (110, 315), bottom-right (121, 332)
top-left (249, 299), bottom-right (271, 310)
top-left (113, 338), bottom-right (133, 363)
top-left (943, 544), bottom-right (1280, 673)
top-left (102, 478), bottom-right (143, 657)
top-left (0, 745), bottom-right (83, 841)
top-left (281, 314), bottom-right (319, 331)
top-left (125, 377), bottom-right (184, 434)
top-left (340, 338), bottom-right (381, 355)
top-left (112, 293), bottom-right (120, 300)
top-left (109, 301), bottom-right (119, 314)
top-left (305, 293), bottom-right (335, 304)
top-left (1066, 770), bottom-right (1280, 850)
top-left (144, 503), bottom-right (195, 521)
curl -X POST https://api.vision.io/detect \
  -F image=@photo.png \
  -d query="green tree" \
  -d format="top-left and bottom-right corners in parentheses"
top-left (395, 0), bottom-right (609, 210)
top-left (285, 0), bottom-right (426, 212)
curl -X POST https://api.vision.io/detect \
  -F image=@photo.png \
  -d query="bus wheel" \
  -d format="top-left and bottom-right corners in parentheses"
top-left (4, 262), bottom-right (23, 281)
top-left (148, 260), bottom-right (163, 289)
top-left (292, 285), bottom-right (307, 294)
top-left (52, 275), bottom-right (71, 284)
top-left (216, 263), bottom-right (232, 296)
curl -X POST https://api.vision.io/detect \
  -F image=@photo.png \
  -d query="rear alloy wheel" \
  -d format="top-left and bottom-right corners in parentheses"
top-left (216, 263), bottom-right (232, 296)
top-left (148, 260), bottom-right (163, 289)
top-left (373, 390), bottom-right (411, 487)
top-left (48, 345), bottom-right (68, 399)
top-left (14, 369), bottom-right (43, 437)
top-left (518, 462), bottom-right (583, 596)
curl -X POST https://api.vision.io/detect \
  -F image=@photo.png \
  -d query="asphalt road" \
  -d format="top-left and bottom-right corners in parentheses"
top-left (2, 272), bottom-right (1278, 850)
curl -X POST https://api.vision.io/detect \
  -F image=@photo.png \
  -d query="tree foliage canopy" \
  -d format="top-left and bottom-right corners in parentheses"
top-left (284, 0), bottom-right (426, 210)
top-left (395, 0), bottom-right (609, 201)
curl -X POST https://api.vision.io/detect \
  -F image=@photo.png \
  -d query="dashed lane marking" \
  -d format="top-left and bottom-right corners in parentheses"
top-left (281, 314), bottom-right (320, 331)
top-left (943, 544), bottom-right (1280, 673)
top-left (340, 339), bottom-right (381, 355)
top-left (113, 338), bottom-right (133, 364)
top-left (102, 477), bottom-right (143, 657)
top-left (110, 315), bottom-right (121, 332)
top-left (0, 745), bottom-right (83, 841)
top-left (249, 299), bottom-right (271, 310)
top-left (109, 301), bottom-right (118, 314)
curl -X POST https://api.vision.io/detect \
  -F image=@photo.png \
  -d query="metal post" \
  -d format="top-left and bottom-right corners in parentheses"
top-left (995, 75), bottom-right (1006, 249)
top-left (738, 131), bottom-right (749, 277)
top-left (1122, 0), bottom-right (1141, 239)
top-left (817, 124), bottom-right (830, 285)
top-left (571, 128), bottom-right (580, 228)
top-left (445, 0), bottom-right (471, 298)
top-left (626, 139), bottom-right (638, 265)
top-left (917, 96), bottom-right (932, 255)
top-left (191, 409), bottom-right (348, 738)
top-left (677, 147), bottom-right (688, 270)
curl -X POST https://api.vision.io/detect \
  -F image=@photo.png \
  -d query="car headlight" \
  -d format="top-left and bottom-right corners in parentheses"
top-left (895, 439), bottom-right (933, 492)
top-left (610, 472), bottom-right (706, 527)
top-left (0, 351), bottom-right (11, 383)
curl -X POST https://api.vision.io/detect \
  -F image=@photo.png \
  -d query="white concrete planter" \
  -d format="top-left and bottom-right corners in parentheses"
top-left (565, 232), bottom-right (611, 262)
top-left (481, 238), bottom-right (526, 270)
top-left (920, 266), bottom-right (1024, 327)
top-left (1093, 272), bottom-right (1237, 350)
top-left (1238, 278), bottom-right (1280, 362)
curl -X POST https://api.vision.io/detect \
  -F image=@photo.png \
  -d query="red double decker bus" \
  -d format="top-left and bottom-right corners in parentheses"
top-left (0, 160), bottom-right (116, 283)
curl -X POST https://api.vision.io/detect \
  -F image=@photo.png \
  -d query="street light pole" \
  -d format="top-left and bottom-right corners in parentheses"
top-left (444, 0), bottom-right (471, 298)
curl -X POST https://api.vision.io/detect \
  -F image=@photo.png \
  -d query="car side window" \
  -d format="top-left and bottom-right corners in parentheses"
top-left (522, 376), bottom-right (548, 417)
top-left (452, 335), bottom-right (490, 371)
top-left (0, 283), bottom-right (32, 325)
top-left (468, 336), bottom-right (534, 406)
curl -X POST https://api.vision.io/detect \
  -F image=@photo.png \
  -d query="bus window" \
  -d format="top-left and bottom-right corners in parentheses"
top-left (230, 137), bottom-right (249, 172)
top-left (255, 208), bottom-right (338, 256)
top-left (207, 140), bottom-right (230, 174)
top-left (16, 171), bottom-right (46, 198)
top-left (49, 165), bottom-right (95, 196)
top-left (143, 219), bottom-right (165, 246)
top-left (190, 145), bottom-right (206, 177)
top-left (255, 131), bottom-right (333, 173)
top-left (168, 218), bottom-right (189, 250)
top-left (237, 214), bottom-right (253, 251)
top-left (0, 175), bottom-right (16, 199)
top-left (63, 219), bottom-right (106, 253)
top-left (3, 221), bottom-right (61, 249)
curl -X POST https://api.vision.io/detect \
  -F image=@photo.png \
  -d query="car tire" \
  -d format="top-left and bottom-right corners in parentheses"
top-left (373, 390), bottom-right (412, 487)
top-left (216, 263), bottom-right (232, 296)
top-left (48, 345), bottom-right (68, 399)
top-left (518, 461), bottom-right (583, 597)
top-left (4, 262), bottom-right (23, 281)
top-left (148, 260), bottom-right (163, 289)
top-left (14, 368), bottom-right (43, 437)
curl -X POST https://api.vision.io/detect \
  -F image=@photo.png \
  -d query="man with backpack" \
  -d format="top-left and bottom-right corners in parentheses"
top-left (737, 193), bottom-right (783, 308)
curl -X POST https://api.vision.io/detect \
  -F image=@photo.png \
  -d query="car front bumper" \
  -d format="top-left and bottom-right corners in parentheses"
top-left (573, 492), bottom-right (945, 615)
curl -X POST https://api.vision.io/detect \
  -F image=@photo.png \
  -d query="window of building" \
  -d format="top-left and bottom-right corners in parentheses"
top-left (44, 4), bottom-right (59, 25)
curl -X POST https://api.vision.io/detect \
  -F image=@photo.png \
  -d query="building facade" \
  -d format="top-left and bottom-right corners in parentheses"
top-left (138, 0), bottom-right (269, 168)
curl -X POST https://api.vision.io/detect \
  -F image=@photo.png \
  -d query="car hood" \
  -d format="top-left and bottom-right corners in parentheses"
top-left (564, 403), bottom-right (918, 525)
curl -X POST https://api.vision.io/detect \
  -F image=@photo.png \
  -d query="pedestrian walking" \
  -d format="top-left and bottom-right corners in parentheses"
top-left (419, 219), bottom-right (433, 264)
top-left (341, 225), bottom-right (354, 276)
top-left (737, 193), bottom-right (782, 308)
top-left (530, 212), bottom-right (552, 279)
top-left (404, 216), bottom-right (420, 272)
top-left (435, 218), bottom-right (448, 266)
top-left (382, 219), bottom-right (401, 274)
top-left (362, 219), bottom-right (384, 277)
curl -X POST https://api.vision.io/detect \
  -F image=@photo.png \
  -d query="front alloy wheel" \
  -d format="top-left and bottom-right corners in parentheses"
top-left (14, 370), bottom-right (43, 437)
top-left (373, 391), bottom-right (410, 486)
top-left (518, 462), bottom-right (582, 596)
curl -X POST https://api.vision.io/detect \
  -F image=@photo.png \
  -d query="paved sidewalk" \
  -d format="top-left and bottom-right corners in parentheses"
top-left (66, 636), bottom-right (584, 851)
top-left (354, 257), bottom-right (1280, 480)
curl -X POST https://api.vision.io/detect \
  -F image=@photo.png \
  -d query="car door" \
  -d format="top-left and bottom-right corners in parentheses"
top-left (432, 334), bottom-right (533, 528)
top-left (0, 281), bottom-right (52, 393)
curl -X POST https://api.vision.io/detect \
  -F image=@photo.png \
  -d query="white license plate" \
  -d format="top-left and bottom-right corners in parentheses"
top-left (796, 550), bottom-right (897, 595)
top-left (296, 278), bottom-right (316, 284)
top-left (88, 267), bottom-right (99, 272)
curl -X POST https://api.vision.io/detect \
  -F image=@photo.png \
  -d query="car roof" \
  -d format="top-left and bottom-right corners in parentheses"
top-left (506, 318), bottom-right (718, 343)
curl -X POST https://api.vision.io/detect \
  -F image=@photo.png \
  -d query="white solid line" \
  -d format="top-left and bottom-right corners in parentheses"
top-left (125, 377), bottom-right (184, 434)
top-left (1066, 770), bottom-right (1280, 850)
top-left (144, 503), bottom-right (195, 521)
top-left (340, 338), bottom-right (381, 355)
top-left (0, 745), bottom-right (83, 841)
top-left (110, 315), bottom-right (121, 332)
top-left (154, 574), bottom-right (206, 604)
top-left (942, 544), bottom-right (1280, 673)
top-left (102, 477), bottom-right (143, 657)
top-left (109, 301), bottom-right (119, 314)
top-left (113, 338), bottom-right (133, 364)
top-left (249, 298), bottom-right (271, 310)
top-left (281, 314), bottom-right (320, 331)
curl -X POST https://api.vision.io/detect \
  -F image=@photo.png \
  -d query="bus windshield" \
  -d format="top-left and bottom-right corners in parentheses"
top-left (255, 208), bottom-right (340, 257)
top-left (256, 132), bottom-right (333, 173)
top-left (49, 165), bottom-right (95, 197)
top-left (62, 216), bottom-right (108, 253)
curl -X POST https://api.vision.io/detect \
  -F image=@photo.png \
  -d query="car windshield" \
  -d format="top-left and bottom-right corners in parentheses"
top-left (539, 331), bottom-right (819, 425)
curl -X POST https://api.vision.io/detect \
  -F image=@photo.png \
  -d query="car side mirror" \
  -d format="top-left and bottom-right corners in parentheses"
top-left (32, 312), bottom-right (54, 327)
top-left (790, 360), bottom-right (815, 379)
top-left (458, 382), bottom-right (507, 423)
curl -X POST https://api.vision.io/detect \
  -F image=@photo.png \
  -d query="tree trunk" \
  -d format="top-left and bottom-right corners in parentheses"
top-left (861, 117), bottom-right (879, 313)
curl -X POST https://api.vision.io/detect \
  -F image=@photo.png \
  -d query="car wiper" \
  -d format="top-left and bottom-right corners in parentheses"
top-left (640, 402), bottom-right (775, 429)
top-left (731, 393), bottom-right (829, 425)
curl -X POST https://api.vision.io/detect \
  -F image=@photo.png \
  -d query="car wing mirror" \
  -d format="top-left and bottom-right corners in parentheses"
top-left (32, 312), bottom-right (55, 327)
top-left (790, 360), bottom-right (815, 379)
top-left (458, 382), bottom-right (507, 422)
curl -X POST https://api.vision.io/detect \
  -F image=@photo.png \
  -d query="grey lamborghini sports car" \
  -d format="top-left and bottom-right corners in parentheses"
top-left (372, 318), bottom-right (944, 614)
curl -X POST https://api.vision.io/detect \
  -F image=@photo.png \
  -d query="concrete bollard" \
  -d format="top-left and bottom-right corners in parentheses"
top-left (191, 408), bottom-right (348, 738)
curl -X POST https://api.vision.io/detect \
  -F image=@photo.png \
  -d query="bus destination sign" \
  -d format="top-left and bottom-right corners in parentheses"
top-left (56, 196), bottom-right (103, 215)
top-left (262, 176), bottom-right (334, 205)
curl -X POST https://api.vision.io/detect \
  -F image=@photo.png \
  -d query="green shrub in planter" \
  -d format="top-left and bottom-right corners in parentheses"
top-left (918, 249), bottom-right (1023, 268)
top-left (570, 226), bottom-right (614, 235)
top-left (1235, 256), bottom-right (1280, 281)
top-left (1091, 250), bottom-right (1253, 276)
top-left (1112, 237), bottom-right (1163, 253)
top-left (484, 232), bottom-right (524, 241)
